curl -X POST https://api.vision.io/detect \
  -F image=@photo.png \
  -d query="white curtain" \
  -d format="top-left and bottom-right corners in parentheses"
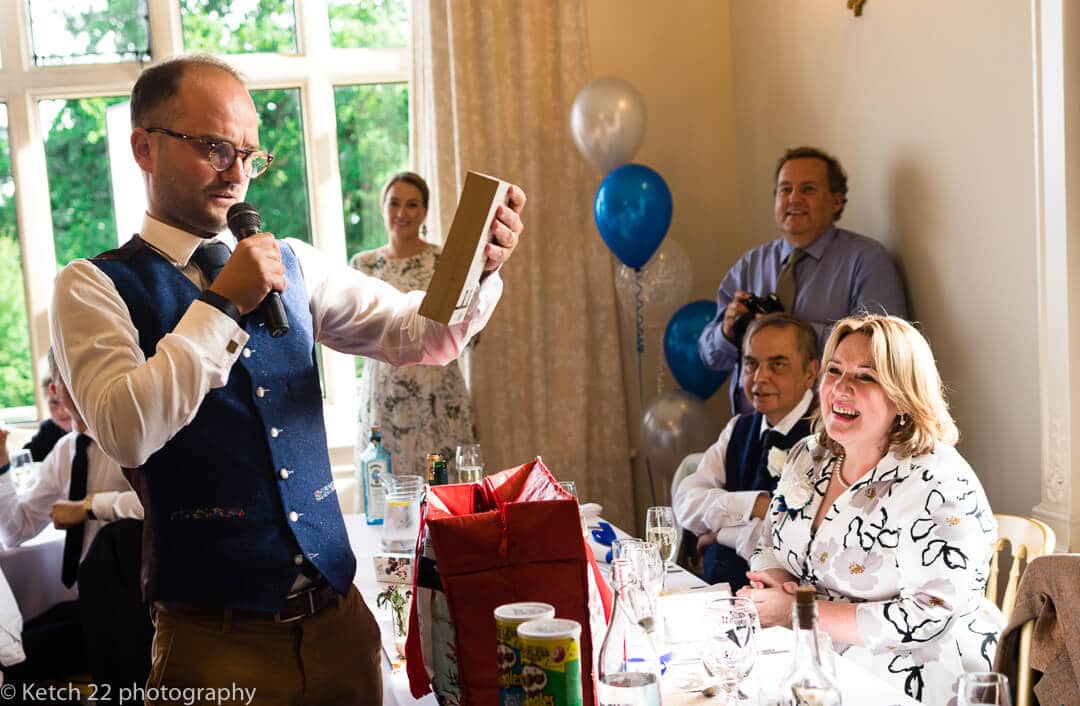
top-left (411, 0), bottom-right (635, 529)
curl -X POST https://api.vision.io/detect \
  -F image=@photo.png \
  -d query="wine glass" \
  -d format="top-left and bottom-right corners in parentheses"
top-left (702, 599), bottom-right (757, 704)
top-left (645, 505), bottom-right (680, 570)
top-left (454, 444), bottom-right (483, 483)
top-left (621, 540), bottom-right (665, 605)
top-left (9, 449), bottom-right (35, 492)
top-left (957, 672), bottom-right (1012, 706)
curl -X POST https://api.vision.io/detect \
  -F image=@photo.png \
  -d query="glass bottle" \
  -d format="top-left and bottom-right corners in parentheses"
top-left (426, 453), bottom-right (448, 486)
top-left (597, 559), bottom-right (662, 706)
top-left (359, 426), bottom-right (392, 525)
top-left (781, 586), bottom-right (841, 706)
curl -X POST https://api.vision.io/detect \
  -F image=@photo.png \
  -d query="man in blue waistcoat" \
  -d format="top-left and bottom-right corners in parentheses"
top-left (49, 54), bottom-right (525, 705)
top-left (674, 313), bottom-right (817, 590)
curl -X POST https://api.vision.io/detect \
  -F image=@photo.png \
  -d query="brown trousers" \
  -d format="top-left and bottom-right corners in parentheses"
top-left (146, 586), bottom-right (382, 706)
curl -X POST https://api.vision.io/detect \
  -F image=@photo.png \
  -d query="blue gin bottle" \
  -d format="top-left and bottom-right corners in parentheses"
top-left (359, 426), bottom-right (392, 524)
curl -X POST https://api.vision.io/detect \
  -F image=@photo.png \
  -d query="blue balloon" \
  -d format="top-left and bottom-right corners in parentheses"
top-left (664, 300), bottom-right (729, 400)
top-left (593, 163), bottom-right (673, 269)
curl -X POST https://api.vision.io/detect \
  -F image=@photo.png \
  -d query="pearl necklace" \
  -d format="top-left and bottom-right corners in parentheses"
top-left (833, 453), bottom-right (850, 489)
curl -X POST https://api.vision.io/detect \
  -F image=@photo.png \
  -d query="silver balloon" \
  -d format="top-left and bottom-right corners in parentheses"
top-left (639, 390), bottom-right (719, 483)
top-left (570, 77), bottom-right (647, 174)
top-left (615, 239), bottom-right (692, 333)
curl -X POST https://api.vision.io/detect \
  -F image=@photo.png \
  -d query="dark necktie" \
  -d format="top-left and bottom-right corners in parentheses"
top-left (190, 241), bottom-right (231, 288)
top-left (61, 434), bottom-right (93, 588)
top-left (775, 248), bottom-right (806, 311)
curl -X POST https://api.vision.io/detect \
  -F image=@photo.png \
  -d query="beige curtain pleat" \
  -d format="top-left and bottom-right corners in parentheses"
top-left (411, 0), bottom-right (635, 529)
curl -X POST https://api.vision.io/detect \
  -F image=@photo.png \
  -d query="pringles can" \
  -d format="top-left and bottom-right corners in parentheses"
top-left (517, 618), bottom-right (583, 706)
top-left (495, 602), bottom-right (557, 706)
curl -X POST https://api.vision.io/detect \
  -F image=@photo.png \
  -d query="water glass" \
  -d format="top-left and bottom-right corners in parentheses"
top-left (454, 444), bottom-right (483, 483)
top-left (382, 488), bottom-right (422, 552)
top-left (958, 672), bottom-right (1012, 706)
top-left (10, 449), bottom-right (34, 491)
top-left (621, 540), bottom-right (664, 601)
top-left (645, 505), bottom-right (680, 568)
top-left (702, 598), bottom-right (758, 703)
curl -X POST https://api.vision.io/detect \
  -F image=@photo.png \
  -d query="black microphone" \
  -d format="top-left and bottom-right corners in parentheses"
top-left (226, 202), bottom-right (290, 338)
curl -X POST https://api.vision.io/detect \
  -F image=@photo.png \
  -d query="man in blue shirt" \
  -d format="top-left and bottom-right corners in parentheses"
top-left (698, 146), bottom-right (908, 414)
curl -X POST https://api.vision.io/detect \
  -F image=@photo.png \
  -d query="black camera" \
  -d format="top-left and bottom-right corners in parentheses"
top-left (730, 292), bottom-right (784, 345)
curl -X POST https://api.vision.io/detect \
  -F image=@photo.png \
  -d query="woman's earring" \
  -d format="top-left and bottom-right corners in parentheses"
top-left (421, 224), bottom-right (428, 238)
top-left (897, 414), bottom-right (906, 427)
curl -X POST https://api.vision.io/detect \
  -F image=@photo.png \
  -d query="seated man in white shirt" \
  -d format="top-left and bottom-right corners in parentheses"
top-left (0, 349), bottom-right (143, 693)
top-left (0, 350), bottom-right (142, 555)
top-left (674, 313), bottom-right (817, 589)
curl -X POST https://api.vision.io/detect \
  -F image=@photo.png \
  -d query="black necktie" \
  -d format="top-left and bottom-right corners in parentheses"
top-left (62, 434), bottom-right (92, 588)
top-left (190, 241), bottom-right (231, 288)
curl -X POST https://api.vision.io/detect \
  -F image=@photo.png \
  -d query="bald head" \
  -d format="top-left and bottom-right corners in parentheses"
top-left (130, 55), bottom-right (246, 129)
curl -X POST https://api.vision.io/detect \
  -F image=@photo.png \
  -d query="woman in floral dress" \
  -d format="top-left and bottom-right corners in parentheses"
top-left (742, 315), bottom-right (1001, 704)
top-left (351, 172), bottom-right (476, 479)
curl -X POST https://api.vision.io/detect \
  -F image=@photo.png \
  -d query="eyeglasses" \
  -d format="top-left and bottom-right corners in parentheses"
top-left (146, 127), bottom-right (274, 179)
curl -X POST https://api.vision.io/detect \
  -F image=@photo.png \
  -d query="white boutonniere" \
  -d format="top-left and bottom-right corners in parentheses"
top-left (776, 468), bottom-right (814, 514)
top-left (767, 447), bottom-right (788, 478)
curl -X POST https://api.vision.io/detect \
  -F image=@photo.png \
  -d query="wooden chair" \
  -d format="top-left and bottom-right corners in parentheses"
top-left (1014, 617), bottom-right (1036, 706)
top-left (671, 453), bottom-right (704, 574)
top-left (986, 514), bottom-right (1056, 623)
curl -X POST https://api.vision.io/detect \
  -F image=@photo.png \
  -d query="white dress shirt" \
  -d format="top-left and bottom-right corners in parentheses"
top-left (50, 214), bottom-right (502, 468)
top-left (673, 390), bottom-right (813, 560)
top-left (0, 431), bottom-right (142, 561)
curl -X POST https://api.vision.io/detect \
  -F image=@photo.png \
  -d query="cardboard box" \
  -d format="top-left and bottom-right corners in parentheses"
top-left (373, 552), bottom-right (414, 585)
top-left (419, 171), bottom-right (510, 324)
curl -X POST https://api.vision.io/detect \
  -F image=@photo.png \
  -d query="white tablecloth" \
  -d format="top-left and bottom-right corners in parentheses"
top-left (345, 513), bottom-right (437, 706)
top-left (347, 512), bottom-right (919, 706)
top-left (0, 525), bottom-right (78, 622)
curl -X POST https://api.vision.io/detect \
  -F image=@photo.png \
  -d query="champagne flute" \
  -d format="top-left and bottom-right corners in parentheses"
top-left (454, 444), bottom-right (483, 483)
top-left (957, 672), bottom-right (1012, 706)
top-left (645, 505), bottom-right (680, 570)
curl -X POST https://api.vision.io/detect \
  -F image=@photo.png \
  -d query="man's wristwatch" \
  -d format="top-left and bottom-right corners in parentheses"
top-left (198, 290), bottom-right (243, 325)
top-left (83, 495), bottom-right (96, 520)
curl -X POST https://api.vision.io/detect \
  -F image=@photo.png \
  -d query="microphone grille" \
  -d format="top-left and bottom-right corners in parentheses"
top-left (226, 202), bottom-right (261, 237)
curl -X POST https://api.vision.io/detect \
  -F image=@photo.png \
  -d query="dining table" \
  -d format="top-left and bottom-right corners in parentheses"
top-left (0, 525), bottom-right (78, 623)
top-left (346, 511), bottom-right (920, 706)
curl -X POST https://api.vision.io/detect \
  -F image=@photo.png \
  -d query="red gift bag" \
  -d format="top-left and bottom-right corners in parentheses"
top-left (405, 457), bottom-right (612, 705)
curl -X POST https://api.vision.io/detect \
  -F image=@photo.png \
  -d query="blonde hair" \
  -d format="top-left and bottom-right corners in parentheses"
top-left (814, 315), bottom-right (958, 458)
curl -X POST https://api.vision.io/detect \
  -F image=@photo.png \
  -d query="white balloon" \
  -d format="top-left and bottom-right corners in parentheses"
top-left (570, 77), bottom-right (647, 174)
top-left (639, 390), bottom-right (718, 483)
top-left (615, 239), bottom-right (692, 332)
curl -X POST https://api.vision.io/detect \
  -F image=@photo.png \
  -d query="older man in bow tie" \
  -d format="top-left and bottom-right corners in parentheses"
top-left (676, 313), bottom-right (818, 589)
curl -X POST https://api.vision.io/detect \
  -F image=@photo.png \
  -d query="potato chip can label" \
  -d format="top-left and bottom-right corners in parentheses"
top-left (495, 602), bottom-right (557, 706)
top-left (517, 618), bottom-right (583, 706)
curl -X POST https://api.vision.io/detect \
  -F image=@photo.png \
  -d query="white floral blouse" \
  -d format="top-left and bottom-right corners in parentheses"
top-left (351, 245), bottom-right (476, 478)
top-left (751, 437), bottom-right (1003, 705)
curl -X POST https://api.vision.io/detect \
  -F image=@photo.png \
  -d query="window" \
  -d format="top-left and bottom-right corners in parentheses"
top-left (41, 97), bottom-right (127, 264)
top-left (28, 0), bottom-right (151, 66)
top-left (335, 82), bottom-right (409, 257)
top-left (0, 0), bottom-right (411, 440)
top-left (0, 105), bottom-right (34, 412)
top-left (181, 0), bottom-right (299, 54)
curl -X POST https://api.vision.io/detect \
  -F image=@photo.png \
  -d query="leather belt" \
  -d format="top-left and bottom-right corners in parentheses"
top-left (155, 581), bottom-right (338, 624)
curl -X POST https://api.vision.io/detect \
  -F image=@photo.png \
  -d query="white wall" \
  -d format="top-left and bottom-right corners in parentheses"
top-left (586, 0), bottom-right (1044, 518)
top-left (586, 0), bottom-right (738, 526)
top-left (727, 0), bottom-right (1042, 515)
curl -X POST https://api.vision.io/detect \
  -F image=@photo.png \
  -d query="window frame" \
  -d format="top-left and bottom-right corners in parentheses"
top-left (0, 0), bottom-right (411, 450)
